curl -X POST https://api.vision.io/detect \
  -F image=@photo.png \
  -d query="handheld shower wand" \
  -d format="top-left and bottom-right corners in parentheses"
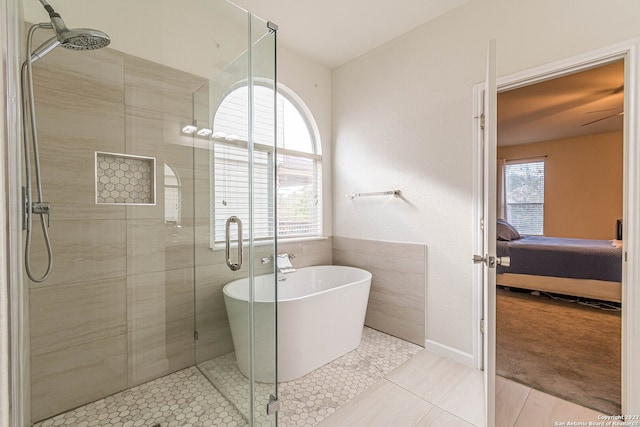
top-left (21, 0), bottom-right (111, 282)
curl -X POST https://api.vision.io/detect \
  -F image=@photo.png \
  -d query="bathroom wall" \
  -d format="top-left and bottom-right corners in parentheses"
top-left (27, 41), bottom-right (205, 421)
top-left (332, 237), bottom-right (426, 346)
top-left (332, 0), bottom-right (640, 365)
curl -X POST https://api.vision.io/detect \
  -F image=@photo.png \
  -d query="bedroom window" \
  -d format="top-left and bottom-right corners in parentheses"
top-left (505, 159), bottom-right (545, 235)
top-left (212, 84), bottom-right (322, 244)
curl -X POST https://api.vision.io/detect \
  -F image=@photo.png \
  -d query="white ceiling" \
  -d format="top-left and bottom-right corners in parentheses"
top-left (498, 60), bottom-right (624, 146)
top-left (228, 0), bottom-right (623, 147)
top-left (230, 0), bottom-right (472, 69)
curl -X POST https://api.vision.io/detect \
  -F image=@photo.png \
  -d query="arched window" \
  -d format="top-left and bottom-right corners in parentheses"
top-left (212, 84), bottom-right (322, 242)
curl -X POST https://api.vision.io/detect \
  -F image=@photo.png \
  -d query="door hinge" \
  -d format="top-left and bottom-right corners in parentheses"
top-left (480, 113), bottom-right (486, 130)
top-left (194, 330), bottom-right (199, 340)
top-left (480, 319), bottom-right (485, 334)
top-left (267, 394), bottom-right (280, 415)
top-left (480, 217), bottom-right (485, 232)
top-left (625, 251), bottom-right (627, 262)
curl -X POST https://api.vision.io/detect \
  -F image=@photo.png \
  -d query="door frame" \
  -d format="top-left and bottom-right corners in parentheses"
top-left (472, 37), bottom-right (640, 417)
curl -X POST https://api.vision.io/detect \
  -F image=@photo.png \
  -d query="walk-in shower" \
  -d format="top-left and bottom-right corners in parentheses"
top-left (21, 0), bottom-right (110, 282)
top-left (11, 0), bottom-right (278, 425)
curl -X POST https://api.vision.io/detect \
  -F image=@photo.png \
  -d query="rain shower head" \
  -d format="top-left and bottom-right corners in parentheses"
top-left (49, 16), bottom-right (110, 51)
top-left (29, 0), bottom-right (110, 63)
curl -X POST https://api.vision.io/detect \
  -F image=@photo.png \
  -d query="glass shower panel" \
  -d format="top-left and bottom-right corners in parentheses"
top-left (250, 14), bottom-right (278, 427)
top-left (193, 46), bottom-right (254, 423)
top-left (193, 4), bottom-right (278, 426)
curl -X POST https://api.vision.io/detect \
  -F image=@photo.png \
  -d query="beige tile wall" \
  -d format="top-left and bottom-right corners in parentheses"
top-left (28, 44), bottom-right (207, 422)
top-left (332, 237), bottom-right (427, 346)
top-left (281, 238), bottom-right (333, 270)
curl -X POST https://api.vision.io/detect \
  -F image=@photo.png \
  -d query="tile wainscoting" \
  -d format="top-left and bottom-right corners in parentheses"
top-left (332, 237), bottom-right (427, 346)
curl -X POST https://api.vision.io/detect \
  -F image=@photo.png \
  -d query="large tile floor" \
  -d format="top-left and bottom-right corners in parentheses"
top-left (318, 351), bottom-right (607, 427)
top-left (318, 349), bottom-right (483, 427)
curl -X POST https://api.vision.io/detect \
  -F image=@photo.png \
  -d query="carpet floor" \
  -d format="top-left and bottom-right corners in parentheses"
top-left (496, 288), bottom-right (621, 415)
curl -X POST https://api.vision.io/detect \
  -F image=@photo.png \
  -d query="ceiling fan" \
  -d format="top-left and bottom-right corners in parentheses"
top-left (581, 107), bottom-right (624, 127)
top-left (580, 83), bottom-right (624, 127)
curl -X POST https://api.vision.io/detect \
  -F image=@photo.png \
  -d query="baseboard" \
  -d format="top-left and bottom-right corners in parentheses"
top-left (425, 340), bottom-right (475, 369)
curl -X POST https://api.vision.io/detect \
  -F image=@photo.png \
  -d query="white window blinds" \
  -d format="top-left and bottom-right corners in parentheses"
top-left (213, 144), bottom-right (272, 242)
top-left (505, 160), bottom-right (545, 235)
top-left (212, 84), bottom-right (322, 243)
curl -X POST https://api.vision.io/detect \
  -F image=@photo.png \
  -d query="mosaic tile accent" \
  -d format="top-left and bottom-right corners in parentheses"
top-left (32, 327), bottom-right (420, 427)
top-left (96, 152), bottom-right (155, 205)
top-left (199, 327), bottom-right (422, 427)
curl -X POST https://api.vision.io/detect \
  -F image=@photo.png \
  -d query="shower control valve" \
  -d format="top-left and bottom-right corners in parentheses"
top-left (32, 201), bottom-right (50, 214)
top-left (32, 202), bottom-right (51, 227)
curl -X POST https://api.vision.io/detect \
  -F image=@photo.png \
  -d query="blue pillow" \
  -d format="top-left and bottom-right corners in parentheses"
top-left (497, 219), bottom-right (521, 241)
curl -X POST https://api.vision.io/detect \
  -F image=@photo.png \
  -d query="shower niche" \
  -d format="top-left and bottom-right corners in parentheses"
top-left (95, 151), bottom-right (156, 205)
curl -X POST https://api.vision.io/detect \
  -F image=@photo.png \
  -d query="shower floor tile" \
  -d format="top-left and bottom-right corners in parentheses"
top-left (33, 367), bottom-right (247, 427)
top-left (33, 327), bottom-right (420, 427)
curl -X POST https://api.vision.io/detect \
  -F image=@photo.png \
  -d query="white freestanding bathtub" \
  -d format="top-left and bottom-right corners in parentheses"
top-left (223, 265), bottom-right (372, 383)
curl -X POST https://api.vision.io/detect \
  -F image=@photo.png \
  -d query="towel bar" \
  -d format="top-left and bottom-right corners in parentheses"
top-left (346, 190), bottom-right (401, 199)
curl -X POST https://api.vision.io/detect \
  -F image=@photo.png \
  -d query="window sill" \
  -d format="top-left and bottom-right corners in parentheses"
top-left (210, 235), bottom-right (329, 251)
top-left (278, 236), bottom-right (329, 244)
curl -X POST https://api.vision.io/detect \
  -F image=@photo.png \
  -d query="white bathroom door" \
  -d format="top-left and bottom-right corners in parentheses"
top-left (482, 39), bottom-right (497, 427)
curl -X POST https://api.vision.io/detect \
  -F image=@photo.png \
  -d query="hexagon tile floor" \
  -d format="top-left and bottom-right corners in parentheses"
top-left (34, 327), bottom-right (421, 427)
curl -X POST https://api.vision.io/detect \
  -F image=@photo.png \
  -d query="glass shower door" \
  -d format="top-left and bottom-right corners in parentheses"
top-left (193, 7), bottom-right (278, 426)
top-left (250, 15), bottom-right (278, 425)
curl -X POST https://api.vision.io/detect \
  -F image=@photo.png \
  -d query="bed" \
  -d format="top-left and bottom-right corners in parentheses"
top-left (495, 221), bottom-right (622, 302)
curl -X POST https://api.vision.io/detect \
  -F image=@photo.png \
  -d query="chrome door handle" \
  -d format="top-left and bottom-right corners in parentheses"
top-left (496, 256), bottom-right (510, 267)
top-left (473, 254), bottom-right (486, 264)
top-left (472, 255), bottom-right (511, 268)
top-left (225, 216), bottom-right (243, 271)
top-left (473, 254), bottom-right (510, 268)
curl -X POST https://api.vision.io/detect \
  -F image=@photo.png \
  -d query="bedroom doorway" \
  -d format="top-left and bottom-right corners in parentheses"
top-left (473, 39), bottom-right (640, 424)
top-left (496, 60), bottom-right (624, 415)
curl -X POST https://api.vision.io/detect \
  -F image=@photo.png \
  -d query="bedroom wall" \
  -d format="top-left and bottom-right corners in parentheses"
top-left (498, 131), bottom-right (623, 240)
top-left (332, 0), bottom-right (640, 363)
